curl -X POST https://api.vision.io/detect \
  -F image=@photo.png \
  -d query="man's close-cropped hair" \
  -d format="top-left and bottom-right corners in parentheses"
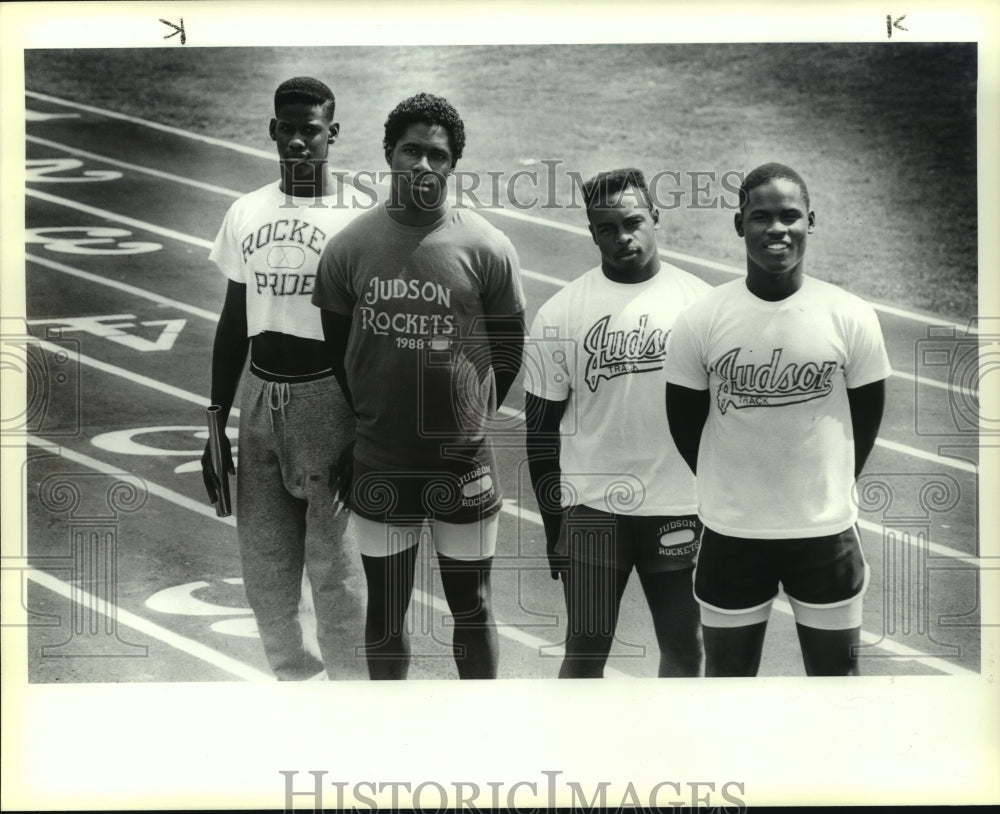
top-left (582, 168), bottom-right (652, 215)
top-left (738, 162), bottom-right (810, 211)
top-left (274, 76), bottom-right (336, 119)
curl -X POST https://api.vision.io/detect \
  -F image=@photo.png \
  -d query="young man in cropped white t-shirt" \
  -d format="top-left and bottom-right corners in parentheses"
top-left (665, 162), bottom-right (891, 677)
top-left (202, 77), bottom-right (370, 680)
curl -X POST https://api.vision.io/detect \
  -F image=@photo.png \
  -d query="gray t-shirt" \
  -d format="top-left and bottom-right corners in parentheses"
top-left (313, 204), bottom-right (525, 469)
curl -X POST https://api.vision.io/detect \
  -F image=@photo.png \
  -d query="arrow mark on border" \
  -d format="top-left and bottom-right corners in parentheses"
top-left (160, 18), bottom-right (186, 45)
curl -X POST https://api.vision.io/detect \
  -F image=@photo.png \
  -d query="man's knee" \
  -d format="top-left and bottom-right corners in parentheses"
top-left (559, 655), bottom-right (608, 679)
top-left (438, 555), bottom-right (493, 622)
top-left (796, 624), bottom-right (860, 676)
top-left (703, 621), bottom-right (768, 677)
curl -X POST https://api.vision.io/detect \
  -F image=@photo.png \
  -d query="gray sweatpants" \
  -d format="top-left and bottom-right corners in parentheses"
top-left (236, 371), bottom-right (362, 679)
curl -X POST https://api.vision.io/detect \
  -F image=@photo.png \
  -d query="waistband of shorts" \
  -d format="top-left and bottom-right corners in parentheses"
top-left (249, 362), bottom-right (334, 384)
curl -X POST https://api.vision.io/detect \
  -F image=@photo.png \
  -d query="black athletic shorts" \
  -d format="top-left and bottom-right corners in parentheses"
top-left (555, 504), bottom-right (701, 574)
top-left (694, 525), bottom-right (867, 611)
top-left (349, 455), bottom-right (502, 525)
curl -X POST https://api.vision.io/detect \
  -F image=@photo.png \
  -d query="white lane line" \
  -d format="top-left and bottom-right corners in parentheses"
top-left (33, 337), bottom-right (223, 412)
top-left (26, 435), bottom-right (234, 526)
top-left (26, 254), bottom-right (220, 322)
top-left (25, 256), bottom-right (972, 480)
top-left (485, 206), bottom-right (748, 276)
top-left (20, 96), bottom-right (984, 679)
top-left (26, 90), bottom-right (277, 161)
top-left (25, 568), bottom-right (272, 682)
top-left (34, 332), bottom-right (976, 564)
top-left (501, 503), bottom-right (984, 570)
top-left (26, 434), bottom-right (587, 677)
top-left (26, 188), bottom-right (214, 250)
top-left (499, 498), bottom-right (545, 527)
top-left (410, 587), bottom-right (629, 678)
top-left (874, 303), bottom-right (979, 334)
top-left (519, 267), bottom-right (576, 288)
top-left (771, 598), bottom-right (975, 676)
top-left (29, 430), bottom-right (975, 678)
top-left (873, 438), bottom-right (977, 474)
top-left (30, 344), bottom-right (984, 570)
top-left (24, 131), bottom-right (980, 338)
top-left (891, 368), bottom-right (979, 398)
top-left (27, 135), bottom-right (244, 200)
top-left (855, 519), bottom-right (981, 568)
top-left (498, 399), bottom-right (976, 474)
top-left (23, 134), bottom-right (736, 280)
top-left (25, 90), bottom-right (976, 334)
top-left (27, 248), bottom-right (975, 474)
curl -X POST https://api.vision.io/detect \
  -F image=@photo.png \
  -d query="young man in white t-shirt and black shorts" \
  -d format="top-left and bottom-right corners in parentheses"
top-left (664, 162), bottom-right (891, 676)
top-left (201, 77), bottom-right (367, 680)
top-left (525, 168), bottom-right (711, 678)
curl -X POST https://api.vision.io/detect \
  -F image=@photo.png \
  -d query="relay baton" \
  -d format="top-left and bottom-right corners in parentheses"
top-left (206, 405), bottom-right (232, 517)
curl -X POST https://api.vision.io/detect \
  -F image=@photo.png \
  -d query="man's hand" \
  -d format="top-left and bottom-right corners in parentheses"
top-left (328, 440), bottom-right (355, 509)
top-left (201, 434), bottom-right (233, 505)
top-left (546, 532), bottom-right (568, 582)
top-left (525, 392), bottom-right (568, 582)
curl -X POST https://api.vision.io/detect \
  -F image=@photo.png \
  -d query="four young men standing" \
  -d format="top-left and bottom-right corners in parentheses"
top-left (204, 78), bottom-right (888, 679)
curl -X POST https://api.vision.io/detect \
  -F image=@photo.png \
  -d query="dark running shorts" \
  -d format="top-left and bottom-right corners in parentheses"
top-left (555, 504), bottom-right (701, 574)
top-left (349, 455), bottom-right (502, 525)
top-left (693, 525), bottom-right (867, 611)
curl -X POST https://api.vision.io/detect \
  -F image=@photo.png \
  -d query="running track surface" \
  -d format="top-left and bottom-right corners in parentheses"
top-left (12, 91), bottom-right (988, 681)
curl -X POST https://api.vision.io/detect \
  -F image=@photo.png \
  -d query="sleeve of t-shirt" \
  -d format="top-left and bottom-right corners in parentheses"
top-left (663, 309), bottom-right (709, 390)
top-left (845, 302), bottom-right (893, 388)
top-left (208, 202), bottom-right (245, 284)
top-left (523, 307), bottom-right (573, 401)
top-left (479, 232), bottom-right (527, 316)
top-left (311, 235), bottom-right (356, 315)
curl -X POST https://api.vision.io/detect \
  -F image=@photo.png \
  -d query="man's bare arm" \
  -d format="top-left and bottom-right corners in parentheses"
top-left (320, 308), bottom-right (355, 412)
top-left (202, 280), bottom-right (249, 503)
top-left (847, 379), bottom-right (886, 477)
top-left (483, 311), bottom-right (526, 408)
top-left (525, 392), bottom-right (568, 580)
top-left (665, 382), bottom-right (710, 475)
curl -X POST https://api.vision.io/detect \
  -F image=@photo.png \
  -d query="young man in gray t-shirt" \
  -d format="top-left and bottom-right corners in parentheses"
top-left (313, 93), bottom-right (526, 679)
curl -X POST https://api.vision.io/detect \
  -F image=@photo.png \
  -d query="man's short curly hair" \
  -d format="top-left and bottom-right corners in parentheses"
top-left (582, 168), bottom-right (653, 218)
top-left (274, 76), bottom-right (336, 120)
top-left (738, 162), bottom-right (810, 211)
top-left (383, 92), bottom-right (466, 166)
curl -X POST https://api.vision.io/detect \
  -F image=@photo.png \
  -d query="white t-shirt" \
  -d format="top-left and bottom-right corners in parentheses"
top-left (210, 180), bottom-right (370, 340)
top-left (525, 263), bottom-right (711, 515)
top-left (664, 276), bottom-right (892, 538)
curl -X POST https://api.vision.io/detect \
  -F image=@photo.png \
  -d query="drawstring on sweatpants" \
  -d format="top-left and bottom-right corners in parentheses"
top-left (264, 380), bottom-right (290, 433)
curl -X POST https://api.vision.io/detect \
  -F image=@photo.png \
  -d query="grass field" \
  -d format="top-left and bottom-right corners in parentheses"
top-left (24, 42), bottom-right (978, 319)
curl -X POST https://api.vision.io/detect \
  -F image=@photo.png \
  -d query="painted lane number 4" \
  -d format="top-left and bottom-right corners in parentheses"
top-left (28, 314), bottom-right (187, 352)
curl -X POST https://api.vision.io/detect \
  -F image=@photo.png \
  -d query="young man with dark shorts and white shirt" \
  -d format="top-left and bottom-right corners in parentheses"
top-left (312, 93), bottom-right (526, 680)
top-left (664, 162), bottom-right (890, 676)
top-left (525, 168), bottom-right (710, 678)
